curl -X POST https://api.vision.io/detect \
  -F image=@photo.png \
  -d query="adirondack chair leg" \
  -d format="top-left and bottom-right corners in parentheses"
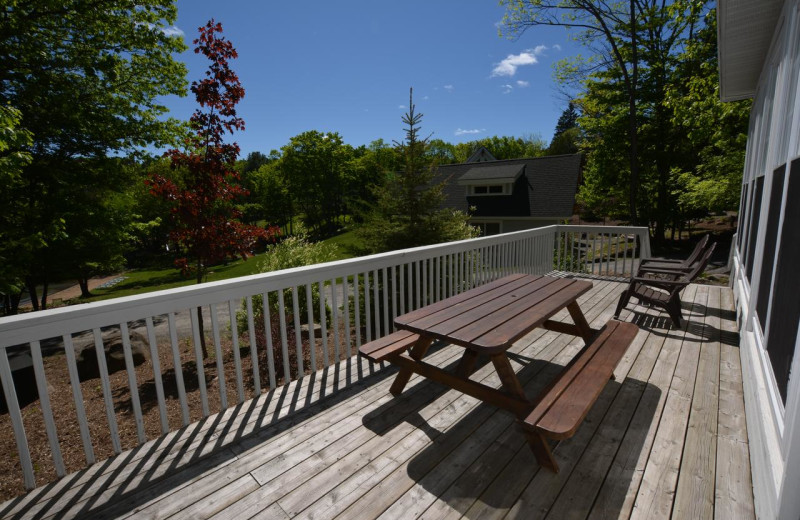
top-left (666, 299), bottom-right (683, 328)
top-left (614, 288), bottom-right (631, 319)
top-left (524, 430), bottom-right (559, 473)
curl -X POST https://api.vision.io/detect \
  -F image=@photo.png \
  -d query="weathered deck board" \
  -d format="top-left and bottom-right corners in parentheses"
top-left (0, 280), bottom-right (752, 520)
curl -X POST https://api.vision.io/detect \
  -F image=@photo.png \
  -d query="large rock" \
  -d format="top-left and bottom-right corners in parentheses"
top-left (0, 349), bottom-right (37, 415)
top-left (75, 328), bottom-right (148, 381)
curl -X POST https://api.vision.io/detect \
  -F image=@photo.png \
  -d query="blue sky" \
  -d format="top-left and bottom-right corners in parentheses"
top-left (162, 1), bottom-right (580, 156)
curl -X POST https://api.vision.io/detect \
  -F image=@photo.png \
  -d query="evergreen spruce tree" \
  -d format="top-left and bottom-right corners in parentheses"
top-left (358, 88), bottom-right (476, 253)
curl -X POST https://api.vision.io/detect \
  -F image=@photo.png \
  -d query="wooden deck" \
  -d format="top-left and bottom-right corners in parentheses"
top-left (0, 279), bottom-right (753, 520)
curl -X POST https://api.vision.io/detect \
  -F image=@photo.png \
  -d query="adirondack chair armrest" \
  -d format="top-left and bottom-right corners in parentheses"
top-left (640, 257), bottom-right (683, 264)
top-left (637, 265), bottom-right (693, 275)
top-left (631, 276), bottom-right (689, 286)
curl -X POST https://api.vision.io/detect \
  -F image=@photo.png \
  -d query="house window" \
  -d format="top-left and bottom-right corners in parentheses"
top-left (755, 164), bottom-right (785, 326)
top-left (737, 183), bottom-right (749, 251)
top-left (765, 158), bottom-right (800, 403)
top-left (744, 176), bottom-right (764, 279)
top-left (470, 184), bottom-right (509, 196)
top-left (472, 221), bottom-right (501, 236)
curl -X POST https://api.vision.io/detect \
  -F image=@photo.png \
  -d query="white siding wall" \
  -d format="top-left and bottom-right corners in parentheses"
top-left (733, 1), bottom-right (800, 518)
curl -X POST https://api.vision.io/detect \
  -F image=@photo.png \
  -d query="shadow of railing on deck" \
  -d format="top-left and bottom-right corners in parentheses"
top-left (0, 356), bottom-right (396, 520)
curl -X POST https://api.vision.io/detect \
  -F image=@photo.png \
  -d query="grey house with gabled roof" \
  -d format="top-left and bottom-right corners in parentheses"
top-left (432, 148), bottom-right (582, 235)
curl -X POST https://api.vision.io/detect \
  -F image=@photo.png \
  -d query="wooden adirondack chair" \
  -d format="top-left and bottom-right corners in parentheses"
top-left (638, 234), bottom-right (710, 272)
top-left (614, 243), bottom-right (716, 327)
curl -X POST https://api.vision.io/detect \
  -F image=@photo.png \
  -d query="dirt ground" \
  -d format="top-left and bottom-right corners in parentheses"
top-left (0, 322), bottom-right (347, 502)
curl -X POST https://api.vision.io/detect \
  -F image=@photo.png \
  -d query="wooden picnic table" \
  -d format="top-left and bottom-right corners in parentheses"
top-left (387, 273), bottom-right (595, 417)
top-left (359, 272), bottom-right (640, 472)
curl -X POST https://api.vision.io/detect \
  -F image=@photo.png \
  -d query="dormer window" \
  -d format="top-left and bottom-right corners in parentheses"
top-left (470, 184), bottom-right (510, 195)
top-left (457, 163), bottom-right (524, 196)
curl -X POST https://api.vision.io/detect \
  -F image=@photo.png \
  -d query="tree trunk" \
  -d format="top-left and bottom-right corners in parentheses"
top-left (25, 277), bottom-right (39, 311)
top-left (78, 277), bottom-right (92, 298)
top-left (196, 262), bottom-right (209, 359)
top-left (39, 280), bottom-right (48, 310)
top-left (627, 0), bottom-right (640, 226)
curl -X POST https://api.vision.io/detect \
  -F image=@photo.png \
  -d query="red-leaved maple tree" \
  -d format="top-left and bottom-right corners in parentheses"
top-left (148, 20), bottom-right (273, 356)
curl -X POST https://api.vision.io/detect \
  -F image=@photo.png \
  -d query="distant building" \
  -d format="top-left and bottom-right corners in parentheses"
top-left (433, 148), bottom-right (582, 235)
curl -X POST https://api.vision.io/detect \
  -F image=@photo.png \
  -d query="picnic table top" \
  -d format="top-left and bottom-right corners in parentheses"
top-left (394, 274), bottom-right (593, 354)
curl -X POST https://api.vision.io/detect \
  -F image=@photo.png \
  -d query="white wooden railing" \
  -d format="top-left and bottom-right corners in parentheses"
top-left (0, 224), bottom-right (649, 491)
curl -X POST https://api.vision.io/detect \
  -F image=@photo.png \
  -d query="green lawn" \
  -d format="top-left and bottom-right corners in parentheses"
top-left (320, 228), bottom-right (364, 260)
top-left (74, 255), bottom-right (264, 303)
top-left (75, 229), bottom-right (368, 304)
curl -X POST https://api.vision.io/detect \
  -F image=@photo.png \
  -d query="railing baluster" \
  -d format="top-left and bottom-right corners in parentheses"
top-left (614, 234), bottom-right (620, 276)
top-left (305, 284), bottom-right (317, 370)
top-left (331, 278), bottom-right (341, 362)
top-left (364, 272), bottom-right (372, 342)
top-left (433, 257), bottom-right (440, 302)
top-left (144, 317), bottom-right (168, 434)
top-left (415, 261), bottom-right (421, 309)
top-left (92, 328), bottom-right (122, 453)
top-left (166, 314), bottom-right (190, 425)
top-left (30, 340), bottom-right (65, 475)
top-left (621, 234), bottom-right (627, 276)
top-left (209, 305), bottom-right (228, 411)
top-left (263, 292), bottom-right (277, 387)
top-left (399, 264), bottom-right (406, 315)
top-left (0, 348), bottom-right (35, 489)
top-left (228, 300), bottom-right (245, 403)
top-left (277, 289), bottom-right (291, 381)
top-left (390, 266), bottom-right (398, 329)
top-left (382, 267), bottom-right (390, 334)
top-left (63, 333), bottom-right (95, 463)
top-left (354, 274), bottom-right (362, 348)
top-left (245, 296), bottom-right (261, 396)
top-left (591, 232), bottom-right (598, 275)
top-left (372, 269), bottom-right (381, 338)
top-left (118, 324), bottom-right (146, 445)
top-left (291, 287), bottom-right (304, 377)
top-left (317, 283), bottom-right (329, 367)
top-left (343, 276), bottom-right (352, 358)
top-left (190, 310), bottom-right (210, 416)
top-left (421, 260), bottom-right (428, 306)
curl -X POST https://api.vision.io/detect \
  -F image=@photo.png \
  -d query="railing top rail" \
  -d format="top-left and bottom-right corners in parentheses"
top-left (0, 224), bottom-right (651, 348)
top-left (0, 225), bottom-right (554, 346)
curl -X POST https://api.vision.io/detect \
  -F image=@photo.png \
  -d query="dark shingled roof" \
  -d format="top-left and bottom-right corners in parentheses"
top-left (457, 164), bottom-right (525, 184)
top-left (433, 153), bottom-right (582, 219)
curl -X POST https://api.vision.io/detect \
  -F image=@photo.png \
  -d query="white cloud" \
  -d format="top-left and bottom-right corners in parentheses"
top-left (501, 84), bottom-right (514, 94)
top-left (443, 84), bottom-right (454, 92)
top-left (398, 104), bottom-right (406, 109)
top-left (516, 80), bottom-right (530, 87)
top-left (455, 128), bottom-right (485, 136)
top-left (491, 46), bottom-right (547, 77)
top-left (553, 44), bottom-right (562, 51)
top-left (161, 25), bottom-right (184, 37)
top-left (423, 95), bottom-right (429, 100)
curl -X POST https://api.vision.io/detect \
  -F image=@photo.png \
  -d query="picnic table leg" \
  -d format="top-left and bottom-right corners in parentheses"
top-left (389, 336), bottom-right (433, 396)
top-left (455, 350), bottom-right (479, 378)
top-left (567, 301), bottom-right (595, 343)
top-left (490, 354), bottom-right (527, 405)
top-left (524, 430), bottom-right (559, 472)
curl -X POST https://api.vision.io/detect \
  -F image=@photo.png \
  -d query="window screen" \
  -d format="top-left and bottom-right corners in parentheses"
top-left (745, 176), bottom-right (764, 280)
top-left (765, 159), bottom-right (800, 403)
top-left (756, 165), bottom-right (786, 325)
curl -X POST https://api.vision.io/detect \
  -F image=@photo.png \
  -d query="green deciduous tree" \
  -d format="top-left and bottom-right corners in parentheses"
top-left (0, 0), bottom-right (188, 311)
top-left (280, 130), bottom-right (354, 236)
top-left (501, 0), bottom-right (706, 228)
top-left (358, 89), bottom-right (477, 253)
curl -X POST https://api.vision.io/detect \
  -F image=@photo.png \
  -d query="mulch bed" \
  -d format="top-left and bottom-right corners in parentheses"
top-left (0, 320), bottom-right (348, 502)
